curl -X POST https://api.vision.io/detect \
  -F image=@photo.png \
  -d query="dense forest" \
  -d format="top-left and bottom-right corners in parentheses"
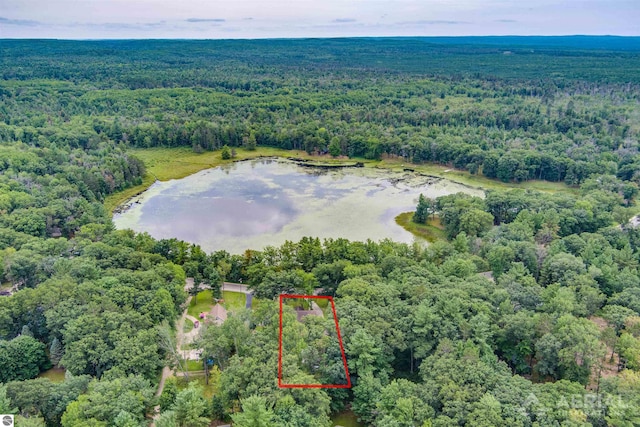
top-left (2, 38), bottom-right (640, 184)
top-left (0, 37), bottom-right (640, 426)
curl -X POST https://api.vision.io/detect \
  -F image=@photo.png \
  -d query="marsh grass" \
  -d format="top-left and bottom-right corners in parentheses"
top-left (105, 146), bottom-right (576, 214)
top-left (395, 212), bottom-right (447, 242)
top-left (105, 147), bottom-right (369, 213)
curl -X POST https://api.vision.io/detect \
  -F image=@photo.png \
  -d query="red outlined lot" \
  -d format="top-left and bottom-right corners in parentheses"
top-left (278, 294), bottom-right (352, 389)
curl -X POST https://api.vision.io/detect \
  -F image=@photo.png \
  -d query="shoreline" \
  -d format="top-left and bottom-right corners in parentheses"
top-left (104, 146), bottom-right (575, 215)
top-left (395, 212), bottom-right (447, 242)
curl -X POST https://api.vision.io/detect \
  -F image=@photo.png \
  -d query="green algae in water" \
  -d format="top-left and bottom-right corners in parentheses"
top-left (113, 158), bottom-right (483, 253)
top-left (331, 411), bottom-right (365, 427)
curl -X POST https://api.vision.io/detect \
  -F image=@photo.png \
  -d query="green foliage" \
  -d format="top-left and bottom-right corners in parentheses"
top-left (618, 333), bottom-right (640, 371)
top-left (231, 395), bottom-right (275, 427)
top-left (250, 269), bottom-right (317, 299)
top-left (61, 312), bottom-right (161, 379)
top-left (554, 315), bottom-right (606, 384)
top-left (49, 338), bottom-right (64, 368)
top-left (5, 375), bottom-right (90, 427)
top-left (14, 416), bottom-right (46, 427)
top-left (328, 137), bottom-right (341, 157)
top-left (0, 335), bottom-right (50, 382)
top-left (156, 410), bottom-right (178, 427)
top-left (170, 383), bottom-right (210, 427)
top-left (2, 39), bottom-right (639, 183)
top-left (60, 375), bottom-right (154, 427)
top-left (221, 145), bottom-right (232, 160)
top-left (159, 378), bottom-right (178, 411)
top-left (0, 384), bottom-right (17, 414)
top-left (244, 132), bottom-right (257, 151)
top-left (437, 193), bottom-right (493, 239)
top-left (413, 194), bottom-right (429, 224)
top-left (600, 370), bottom-right (640, 426)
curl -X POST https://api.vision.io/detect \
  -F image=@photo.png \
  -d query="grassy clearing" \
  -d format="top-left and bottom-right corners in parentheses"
top-left (130, 146), bottom-right (360, 182)
top-left (187, 290), bottom-right (214, 318)
top-left (103, 173), bottom-right (156, 214)
top-left (186, 359), bottom-right (204, 372)
top-left (105, 146), bottom-right (366, 213)
top-left (316, 298), bottom-right (330, 309)
top-left (176, 367), bottom-right (220, 399)
top-left (105, 146), bottom-right (576, 214)
top-left (395, 212), bottom-right (447, 242)
top-left (183, 318), bottom-right (194, 333)
top-left (317, 298), bottom-right (333, 317)
top-left (221, 290), bottom-right (246, 313)
top-left (250, 296), bottom-right (265, 310)
top-left (38, 367), bottom-right (66, 383)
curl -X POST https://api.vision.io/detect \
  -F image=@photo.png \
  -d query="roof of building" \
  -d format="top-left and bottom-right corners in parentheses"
top-left (295, 302), bottom-right (324, 322)
top-left (209, 304), bottom-right (228, 325)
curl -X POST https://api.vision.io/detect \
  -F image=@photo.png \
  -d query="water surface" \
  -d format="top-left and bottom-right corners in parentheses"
top-left (331, 410), bottom-right (365, 427)
top-left (113, 159), bottom-right (483, 253)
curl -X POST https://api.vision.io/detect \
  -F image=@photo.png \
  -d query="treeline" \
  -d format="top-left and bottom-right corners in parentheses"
top-left (3, 38), bottom-right (640, 86)
top-left (1, 40), bottom-right (640, 186)
top-left (0, 81), bottom-right (637, 184)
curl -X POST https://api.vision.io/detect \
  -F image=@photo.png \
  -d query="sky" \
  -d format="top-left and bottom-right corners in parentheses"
top-left (0, 0), bottom-right (638, 39)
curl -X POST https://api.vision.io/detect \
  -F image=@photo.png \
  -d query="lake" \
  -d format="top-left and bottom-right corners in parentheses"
top-left (113, 158), bottom-right (483, 253)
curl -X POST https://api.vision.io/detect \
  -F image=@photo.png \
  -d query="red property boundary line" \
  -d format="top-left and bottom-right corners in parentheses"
top-left (278, 294), bottom-right (352, 389)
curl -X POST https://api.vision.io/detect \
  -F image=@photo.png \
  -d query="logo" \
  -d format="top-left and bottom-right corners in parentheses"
top-left (1, 415), bottom-right (14, 427)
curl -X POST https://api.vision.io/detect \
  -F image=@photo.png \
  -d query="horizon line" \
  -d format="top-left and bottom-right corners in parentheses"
top-left (2, 34), bottom-right (640, 42)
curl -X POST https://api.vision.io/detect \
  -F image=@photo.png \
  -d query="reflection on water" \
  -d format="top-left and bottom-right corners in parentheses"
top-left (113, 159), bottom-right (483, 253)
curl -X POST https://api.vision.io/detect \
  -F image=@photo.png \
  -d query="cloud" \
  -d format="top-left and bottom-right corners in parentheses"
top-left (82, 21), bottom-right (167, 31)
top-left (0, 16), bottom-right (41, 26)
top-left (186, 18), bottom-right (226, 23)
top-left (333, 18), bottom-right (357, 23)
top-left (495, 19), bottom-right (517, 23)
top-left (396, 20), bottom-right (471, 25)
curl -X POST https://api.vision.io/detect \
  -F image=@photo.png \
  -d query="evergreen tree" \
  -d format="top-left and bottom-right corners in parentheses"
top-left (172, 384), bottom-right (210, 427)
top-left (221, 145), bottom-right (232, 160)
top-left (231, 396), bottom-right (275, 427)
top-left (50, 337), bottom-right (64, 367)
top-left (156, 411), bottom-right (178, 427)
top-left (413, 194), bottom-right (429, 224)
top-left (244, 132), bottom-right (257, 151)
